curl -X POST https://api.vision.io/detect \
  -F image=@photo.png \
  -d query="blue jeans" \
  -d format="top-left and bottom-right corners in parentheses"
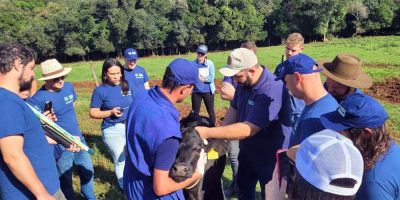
top-left (228, 140), bottom-right (239, 191)
top-left (57, 136), bottom-right (96, 200)
top-left (102, 123), bottom-right (126, 189)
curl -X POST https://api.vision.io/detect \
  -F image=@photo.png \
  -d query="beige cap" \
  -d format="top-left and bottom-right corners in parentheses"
top-left (219, 48), bottom-right (258, 77)
top-left (38, 59), bottom-right (71, 81)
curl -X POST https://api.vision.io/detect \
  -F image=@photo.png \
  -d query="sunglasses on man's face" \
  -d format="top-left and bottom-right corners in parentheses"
top-left (51, 76), bottom-right (66, 82)
top-left (197, 52), bottom-right (205, 56)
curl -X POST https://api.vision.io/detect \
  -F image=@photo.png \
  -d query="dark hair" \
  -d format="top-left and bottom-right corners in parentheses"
top-left (0, 43), bottom-right (35, 74)
top-left (290, 169), bottom-right (356, 200)
top-left (347, 124), bottom-right (391, 170)
top-left (162, 67), bottom-right (180, 93)
top-left (101, 58), bottom-right (129, 95)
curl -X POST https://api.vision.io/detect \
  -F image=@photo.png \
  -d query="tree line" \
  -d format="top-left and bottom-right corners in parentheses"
top-left (1, 0), bottom-right (399, 62)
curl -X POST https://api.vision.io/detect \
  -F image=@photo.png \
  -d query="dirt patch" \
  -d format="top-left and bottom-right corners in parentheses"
top-left (364, 77), bottom-right (400, 104)
top-left (73, 81), bottom-right (97, 89)
top-left (363, 63), bottom-right (400, 68)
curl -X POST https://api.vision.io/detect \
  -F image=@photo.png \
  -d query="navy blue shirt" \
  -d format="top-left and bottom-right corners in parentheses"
top-left (289, 94), bottom-right (338, 146)
top-left (124, 86), bottom-right (184, 200)
top-left (30, 82), bottom-right (82, 137)
top-left (356, 142), bottom-right (400, 200)
top-left (124, 66), bottom-right (149, 97)
top-left (0, 88), bottom-right (59, 199)
top-left (90, 83), bottom-right (133, 130)
top-left (231, 67), bottom-right (291, 166)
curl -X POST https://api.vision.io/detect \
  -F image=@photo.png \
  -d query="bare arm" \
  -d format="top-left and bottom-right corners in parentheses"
top-left (0, 135), bottom-right (54, 200)
top-left (196, 121), bottom-right (260, 140)
top-left (89, 107), bottom-right (122, 119)
top-left (221, 106), bottom-right (237, 126)
top-left (144, 82), bottom-right (150, 89)
top-left (153, 169), bottom-right (202, 196)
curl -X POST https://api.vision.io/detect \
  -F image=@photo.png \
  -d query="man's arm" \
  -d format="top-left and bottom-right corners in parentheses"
top-left (196, 121), bottom-right (260, 140)
top-left (0, 135), bottom-right (54, 200)
top-left (153, 169), bottom-right (202, 196)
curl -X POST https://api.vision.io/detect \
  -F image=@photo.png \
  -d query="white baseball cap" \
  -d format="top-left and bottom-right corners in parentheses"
top-left (289, 129), bottom-right (364, 196)
top-left (219, 48), bottom-right (258, 77)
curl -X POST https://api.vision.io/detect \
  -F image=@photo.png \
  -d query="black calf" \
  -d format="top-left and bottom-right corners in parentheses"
top-left (169, 114), bottom-right (228, 200)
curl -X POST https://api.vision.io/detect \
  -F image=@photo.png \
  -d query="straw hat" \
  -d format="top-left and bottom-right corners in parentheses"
top-left (38, 59), bottom-right (71, 81)
top-left (319, 54), bottom-right (372, 88)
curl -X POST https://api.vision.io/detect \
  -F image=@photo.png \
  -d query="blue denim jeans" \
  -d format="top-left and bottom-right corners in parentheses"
top-left (57, 136), bottom-right (96, 200)
top-left (102, 123), bottom-right (126, 189)
top-left (228, 140), bottom-right (239, 191)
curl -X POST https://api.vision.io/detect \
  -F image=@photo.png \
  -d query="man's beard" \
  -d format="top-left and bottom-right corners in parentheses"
top-left (242, 74), bottom-right (252, 89)
top-left (19, 77), bottom-right (34, 92)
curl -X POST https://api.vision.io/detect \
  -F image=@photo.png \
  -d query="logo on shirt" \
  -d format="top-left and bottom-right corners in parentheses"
top-left (337, 104), bottom-right (346, 117)
top-left (122, 90), bottom-right (132, 96)
top-left (64, 95), bottom-right (74, 104)
top-left (248, 100), bottom-right (254, 106)
top-left (135, 73), bottom-right (144, 79)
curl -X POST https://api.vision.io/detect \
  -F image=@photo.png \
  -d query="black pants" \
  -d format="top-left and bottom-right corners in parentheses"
top-left (191, 92), bottom-right (216, 124)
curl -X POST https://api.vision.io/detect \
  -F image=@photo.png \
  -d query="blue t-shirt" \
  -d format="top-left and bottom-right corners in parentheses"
top-left (124, 86), bottom-right (184, 200)
top-left (124, 66), bottom-right (149, 97)
top-left (289, 94), bottom-right (338, 146)
top-left (0, 88), bottom-right (59, 199)
top-left (356, 142), bottom-right (400, 200)
top-left (193, 59), bottom-right (215, 94)
top-left (30, 82), bottom-right (82, 137)
top-left (231, 67), bottom-right (292, 166)
top-left (90, 84), bottom-right (133, 130)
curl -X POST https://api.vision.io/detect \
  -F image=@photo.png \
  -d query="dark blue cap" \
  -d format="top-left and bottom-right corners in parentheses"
top-left (275, 53), bottom-right (322, 81)
top-left (320, 93), bottom-right (388, 131)
top-left (167, 58), bottom-right (201, 88)
top-left (124, 48), bottom-right (138, 61)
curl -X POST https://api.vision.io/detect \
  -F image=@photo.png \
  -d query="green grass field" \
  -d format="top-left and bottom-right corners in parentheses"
top-left (36, 36), bottom-right (400, 199)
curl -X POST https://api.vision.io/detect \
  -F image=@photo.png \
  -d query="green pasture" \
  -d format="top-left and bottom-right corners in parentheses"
top-left (37, 36), bottom-right (400, 199)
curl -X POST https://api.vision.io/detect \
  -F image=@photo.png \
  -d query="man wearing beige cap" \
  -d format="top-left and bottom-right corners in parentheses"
top-left (196, 48), bottom-right (291, 200)
top-left (320, 54), bottom-right (373, 103)
top-left (31, 59), bottom-right (96, 200)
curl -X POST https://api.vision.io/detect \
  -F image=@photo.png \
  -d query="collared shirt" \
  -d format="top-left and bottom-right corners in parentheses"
top-left (0, 88), bottom-right (59, 199)
top-left (124, 86), bottom-right (184, 200)
top-left (124, 66), bottom-right (149, 97)
top-left (231, 66), bottom-right (291, 165)
top-left (193, 59), bottom-right (215, 94)
top-left (90, 83), bottom-right (133, 130)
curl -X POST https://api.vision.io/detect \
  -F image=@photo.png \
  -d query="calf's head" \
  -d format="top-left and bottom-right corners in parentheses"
top-left (169, 127), bottom-right (204, 182)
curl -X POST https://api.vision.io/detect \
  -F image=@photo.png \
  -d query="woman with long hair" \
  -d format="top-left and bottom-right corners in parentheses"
top-left (89, 58), bottom-right (132, 190)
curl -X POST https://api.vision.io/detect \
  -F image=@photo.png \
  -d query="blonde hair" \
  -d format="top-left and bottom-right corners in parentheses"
top-left (241, 41), bottom-right (257, 53)
top-left (285, 33), bottom-right (304, 47)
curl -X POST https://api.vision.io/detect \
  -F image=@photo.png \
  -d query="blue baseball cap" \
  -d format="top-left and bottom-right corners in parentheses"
top-left (197, 44), bottom-right (208, 54)
top-left (124, 48), bottom-right (139, 61)
top-left (275, 53), bottom-right (322, 81)
top-left (167, 58), bottom-right (201, 89)
top-left (320, 93), bottom-right (388, 131)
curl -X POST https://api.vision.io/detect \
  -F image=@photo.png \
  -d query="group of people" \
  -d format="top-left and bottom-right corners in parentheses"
top-left (0, 31), bottom-right (399, 200)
